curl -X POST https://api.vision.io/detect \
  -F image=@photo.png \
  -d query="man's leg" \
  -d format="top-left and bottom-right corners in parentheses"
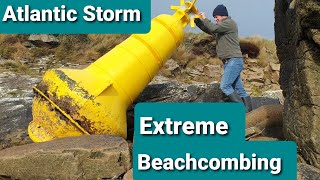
top-left (220, 58), bottom-right (243, 103)
top-left (233, 66), bottom-right (252, 112)
top-left (233, 75), bottom-right (248, 98)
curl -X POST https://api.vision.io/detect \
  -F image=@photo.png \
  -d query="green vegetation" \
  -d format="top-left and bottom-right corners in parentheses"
top-left (0, 34), bottom-right (279, 94)
top-left (0, 34), bottom-right (129, 64)
top-left (0, 34), bottom-right (277, 66)
top-left (0, 60), bottom-right (30, 74)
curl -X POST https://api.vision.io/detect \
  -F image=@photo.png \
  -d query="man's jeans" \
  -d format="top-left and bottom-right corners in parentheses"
top-left (220, 58), bottom-right (248, 97)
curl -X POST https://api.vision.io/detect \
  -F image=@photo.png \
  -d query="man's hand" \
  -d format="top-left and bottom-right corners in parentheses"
top-left (198, 12), bottom-right (206, 19)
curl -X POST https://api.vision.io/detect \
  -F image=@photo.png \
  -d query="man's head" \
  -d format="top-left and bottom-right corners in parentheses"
top-left (212, 4), bottom-right (228, 23)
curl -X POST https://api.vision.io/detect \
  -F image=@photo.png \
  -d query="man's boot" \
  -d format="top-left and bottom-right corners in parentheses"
top-left (227, 92), bottom-right (243, 103)
top-left (242, 96), bottom-right (253, 113)
top-left (221, 93), bottom-right (230, 102)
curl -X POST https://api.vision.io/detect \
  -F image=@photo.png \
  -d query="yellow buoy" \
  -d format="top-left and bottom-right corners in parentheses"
top-left (28, 0), bottom-right (200, 142)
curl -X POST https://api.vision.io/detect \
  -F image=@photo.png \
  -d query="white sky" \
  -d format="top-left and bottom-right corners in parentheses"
top-left (151, 0), bottom-right (275, 39)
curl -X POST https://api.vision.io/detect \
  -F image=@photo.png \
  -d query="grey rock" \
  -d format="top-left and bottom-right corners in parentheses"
top-left (126, 80), bottom-right (281, 140)
top-left (248, 67), bottom-right (262, 73)
top-left (245, 59), bottom-right (258, 64)
top-left (204, 64), bottom-right (221, 78)
top-left (37, 55), bottom-right (55, 66)
top-left (28, 34), bottom-right (59, 48)
top-left (269, 62), bottom-right (281, 71)
top-left (0, 73), bottom-right (40, 149)
top-left (309, 29), bottom-right (320, 46)
top-left (186, 67), bottom-right (205, 77)
top-left (0, 97), bottom-right (33, 149)
top-left (150, 75), bottom-right (173, 84)
top-left (123, 169), bottom-right (133, 180)
top-left (297, 163), bottom-right (320, 180)
top-left (0, 73), bottom-right (40, 98)
top-left (194, 64), bottom-right (204, 72)
top-left (275, 0), bottom-right (320, 168)
top-left (135, 81), bottom-right (223, 103)
top-left (22, 41), bottom-right (35, 48)
top-left (164, 59), bottom-right (180, 72)
top-left (126, 81), bottom-right (224, 139)
top-left (250, 81), bottom-right (265, 87)
top-left (246, 104), bottom-right (284, 139)
top-left (248, 137), bottom-right (279, 141)
top-left (271, 71), bottom-right (280, 83)
top-left (262, 90), bottom-right (284, 104)
top-left (251, 97), bottom-right (281, 110)
top-left (0, 135), bottom-right (131, 180)
top-left (264, 79), bottom-right (272, 86)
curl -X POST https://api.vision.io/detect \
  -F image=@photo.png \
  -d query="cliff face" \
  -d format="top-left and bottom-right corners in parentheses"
top-left (275, 0), bottom-right (320, 167)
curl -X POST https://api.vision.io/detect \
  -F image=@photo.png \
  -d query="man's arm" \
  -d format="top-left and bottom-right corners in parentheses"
top-left (195, 18), bottom-right (214, 35)
top-left (202, 18), bottom-right (231, 34)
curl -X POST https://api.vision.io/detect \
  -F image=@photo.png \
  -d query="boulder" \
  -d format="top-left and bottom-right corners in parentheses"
top-left (28, 34), bottom-right (59, 48)
top-left (297, 163), bottom-right (320, 180)
top-left (135, 81), bottom-right (223, 103)
top-left (246, 104), bottom-right (283, 128)
top-left (126, 80), bottom-right (281, 140)
top-left (261, 90), bottom-right (284, 104)
top-left (123, 169), bottom-right (133, 180)
top-left (0, 72), bottom-right (40, 149)
top-left (251, 97), bottom-right (281, 110)
top-left (126, 81), bottom-right (224, 139)
top-left (246, 104), bottom-right (284, 139)
top-left (0, 98), bottom-right (33, 150)
top-left (248, 136), bottom-right (279, 141)
top-left (269, 62), bottom-right (281, 71)
top-left (163, 59), bottom-right (180, 76)
top-left (275, 0), bottom-right (320, 168)
top-left (0, 135), bottom-right (131, 179)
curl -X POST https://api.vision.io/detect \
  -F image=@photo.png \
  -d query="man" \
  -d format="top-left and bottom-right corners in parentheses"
top-left (195, 4), bottom-right (252, 112)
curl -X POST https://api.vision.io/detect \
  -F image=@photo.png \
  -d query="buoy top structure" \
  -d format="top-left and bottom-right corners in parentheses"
top-left (28, 0), bottom-right (200, 142)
